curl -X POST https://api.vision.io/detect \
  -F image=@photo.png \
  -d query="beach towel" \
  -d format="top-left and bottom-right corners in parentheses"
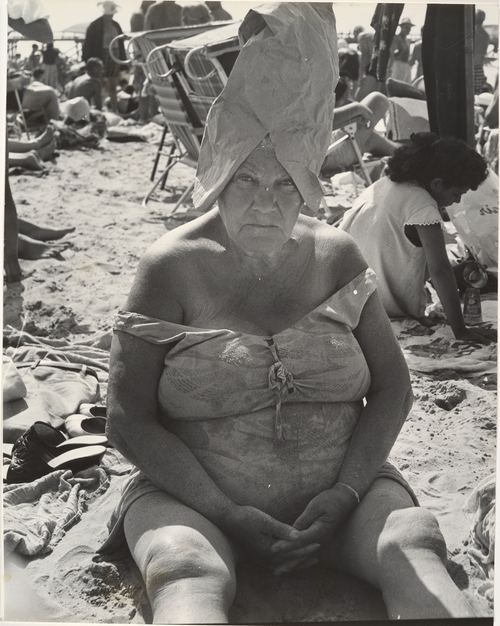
top-left (3, 327), bottom-right (110, 442)
top-left (391, 299), bottom-right (497, 376)
top-left (463, 474), bottom-right (495, 608)
top-left (4, 467), bottom-right (109, 556)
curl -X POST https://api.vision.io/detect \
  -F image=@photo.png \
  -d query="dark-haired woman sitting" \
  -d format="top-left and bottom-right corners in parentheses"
top-left (339, 132), bottom-right (495, 344)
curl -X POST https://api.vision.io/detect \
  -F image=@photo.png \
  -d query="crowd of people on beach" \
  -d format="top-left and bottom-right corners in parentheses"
top-left (3, 1), bottom-right (499, 622)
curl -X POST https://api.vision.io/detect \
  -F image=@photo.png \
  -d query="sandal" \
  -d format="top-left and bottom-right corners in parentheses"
top-left (6, 422), bottom-right (107, 484)
top-left (66, 413), bottom-right (107, 438)
top-left (78, 404), bottom-right (107, 419)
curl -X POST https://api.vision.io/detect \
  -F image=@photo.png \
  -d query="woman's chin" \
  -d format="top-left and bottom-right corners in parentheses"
top-left (238, 236), bottom-right (288, 257)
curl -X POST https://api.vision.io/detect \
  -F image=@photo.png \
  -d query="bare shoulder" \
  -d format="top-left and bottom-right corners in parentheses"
top-left (298, 215), bottom-right (369, 288)
top-left (126, 211), bottom-right (219, 321)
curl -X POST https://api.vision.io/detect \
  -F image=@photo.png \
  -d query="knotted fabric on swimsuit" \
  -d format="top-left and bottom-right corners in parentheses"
top-left (192, 2), bottom-right (339, 213)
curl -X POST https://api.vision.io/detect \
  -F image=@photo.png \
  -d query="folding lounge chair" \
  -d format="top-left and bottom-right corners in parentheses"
top-left (163, 22), bottom-right (240, 124)
top-left (141, 43), bottom-right (205, 210)
top-left (325, 115), bottom-right (375, 191)
top-left (110, 23), bottom-right (231, 182)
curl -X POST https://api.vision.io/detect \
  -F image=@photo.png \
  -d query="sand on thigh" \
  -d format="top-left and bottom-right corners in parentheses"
top-left (124, 491), bottom-right (238, 623)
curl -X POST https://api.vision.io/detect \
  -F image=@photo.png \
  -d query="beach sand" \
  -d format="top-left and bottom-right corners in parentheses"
top-left (3, 128), bottom-right (496, 622)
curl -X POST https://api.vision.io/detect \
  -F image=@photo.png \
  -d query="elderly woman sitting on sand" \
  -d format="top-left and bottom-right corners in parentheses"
top-left (103, 5), bottom-right (478, 622)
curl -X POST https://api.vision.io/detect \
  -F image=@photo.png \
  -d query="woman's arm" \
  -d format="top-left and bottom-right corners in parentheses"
top-left (107, 246), bottom-right (300, 560)
top-left (337, 290), bottom-right (412, 494)
top-left (416, 224), bottom-right (495, 343)
top-left (271, 286), bottom-right (412, 573)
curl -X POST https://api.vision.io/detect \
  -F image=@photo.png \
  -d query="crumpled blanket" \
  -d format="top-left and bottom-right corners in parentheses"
top-left (4, 467), bottom-right (109, 556)
top-left (391, 299), bottom-right (497, 376)
top-left (462, 474), bottom-right (496, 608)
top-left (4, 326), bottom-right (111, 377)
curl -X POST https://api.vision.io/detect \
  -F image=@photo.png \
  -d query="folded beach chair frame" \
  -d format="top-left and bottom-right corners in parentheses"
top-left (164, 44), bottom-right (238, 125)
top-left (142, 43), bottom-right (205, 210)
top-left (111, 26), bottom-right (222, 185)
top-left (326, 116), bottom-right (374, 192)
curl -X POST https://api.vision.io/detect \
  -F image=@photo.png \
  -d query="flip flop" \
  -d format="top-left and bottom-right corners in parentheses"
top-left (78, 404), bottom-right (107, 419)
top-left (6, 421), bottom-right (107, 484)
top-left (65, 414), bottom-right (107, 438)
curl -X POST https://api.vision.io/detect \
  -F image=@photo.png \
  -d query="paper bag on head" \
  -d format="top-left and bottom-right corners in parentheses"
top-left (193, 2), bottom-right (339, 213)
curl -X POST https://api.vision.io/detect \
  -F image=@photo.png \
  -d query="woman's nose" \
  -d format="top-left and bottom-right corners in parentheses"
top-left (253, 186), bottom-right (276, 213)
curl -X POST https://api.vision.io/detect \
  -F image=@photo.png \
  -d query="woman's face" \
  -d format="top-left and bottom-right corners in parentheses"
top-left (429, 179), bottom-right (470, 208)
top-left (217, 145), bottom-right (304, 256)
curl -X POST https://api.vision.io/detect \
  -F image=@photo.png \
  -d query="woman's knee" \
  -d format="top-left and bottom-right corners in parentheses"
top-left (361, 92), bottom-right (389, 121)
top-left (378, 507), bottom-right (448, 566)
top-left (140, 527), bottom-right (235, 597)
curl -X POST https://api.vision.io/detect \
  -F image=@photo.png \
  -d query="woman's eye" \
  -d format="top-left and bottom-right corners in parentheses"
top-left (237, 174), bottom-right (255, 183)
top-left (280, 179), bottom-right (298, 190)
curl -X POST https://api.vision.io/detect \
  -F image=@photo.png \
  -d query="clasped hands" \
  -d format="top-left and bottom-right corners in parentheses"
top-left (230, 483), bottom-right (359, 576)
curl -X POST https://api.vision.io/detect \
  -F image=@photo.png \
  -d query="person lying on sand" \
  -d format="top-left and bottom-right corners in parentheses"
top-left (103, 6), bottom-right (480, 622)
top-left (5, 176), bottom-right (73, 276)
top-left (322, 75), bottom-right (399, 174)
top-left (8, 124), bottom-right (57, 171)
top-left (5, 6), bottom-right (73, 283)
top-left (339, 132), bottom-right (496, 345)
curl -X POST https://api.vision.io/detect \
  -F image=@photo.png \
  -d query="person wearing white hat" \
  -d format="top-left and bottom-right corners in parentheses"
top-left (82, 1), bottom-right (126, 112)
top-left (388, 17), bottom-right (414, 83)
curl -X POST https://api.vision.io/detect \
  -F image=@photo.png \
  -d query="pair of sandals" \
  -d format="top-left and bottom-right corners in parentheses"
top-left (4, 405), bottom-right (108, 484)
top-left (65, 404), bottom-right (107, 438)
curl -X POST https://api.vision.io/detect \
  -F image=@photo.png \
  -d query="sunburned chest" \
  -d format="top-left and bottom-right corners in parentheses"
top-left (182, 266), bottom-right (334, 337)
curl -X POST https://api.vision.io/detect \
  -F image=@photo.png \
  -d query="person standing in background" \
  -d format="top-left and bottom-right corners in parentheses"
top-left (410, 28), bottom-right (423, 80)
top-left (82, 1), bottom-right (126, 112)
top-left (205, 1), bottom-right (232, 21)
top-left (180, 3), bottom-right (212, 26)
top-left (130, 1), bottom-right (155, 31)
top-left (144, 1), bottom-right (182, 31)
top-left (388, 17), bottom-right (414, 83)
top-left (474, 9), bottom-right (491, 94)
top-left (41, 42), bottom-right (62, 91)
top-left (26, 44), bottom-right (42, 71)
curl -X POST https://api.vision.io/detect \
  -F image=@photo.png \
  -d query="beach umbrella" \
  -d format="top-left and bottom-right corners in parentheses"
top-left (62, 23), bottom-right (90, 34)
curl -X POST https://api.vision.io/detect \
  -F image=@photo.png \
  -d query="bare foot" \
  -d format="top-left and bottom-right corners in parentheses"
top-left (23, 150), bottom-right (45, 171)
top-left (38, 138), bottom-right (57, 161)
top-left (17, 234), bottom-right (70, 260)
top-left (18, 218), bottom-right (75, 242)
top-left (34, 124), bottom-right (55, 147)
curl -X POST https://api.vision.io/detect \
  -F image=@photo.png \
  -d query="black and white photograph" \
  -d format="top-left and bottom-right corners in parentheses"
top-left (2, 0), bottom-right (498, 622)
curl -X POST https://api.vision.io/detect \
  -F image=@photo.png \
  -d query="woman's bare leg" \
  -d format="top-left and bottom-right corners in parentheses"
top-left (4, 177), bottom-right (22, 282)
top-left (124, 491), bottom-right (238, 624)
top-left (17, 234), bottom-right (69, 259)
top-left (322, 478), bottom-right (476, 619)
top-left (18, 217), bottom-right (75, 242)
top-left (8, 151), bottom-right (45, 171)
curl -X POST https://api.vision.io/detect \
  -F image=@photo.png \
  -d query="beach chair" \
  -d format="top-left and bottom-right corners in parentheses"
top-left (325, 116), bottom-right (375, 191)
top-left (163, 22), bottom-right (240, 124)
top-left (112, 24), bottom-right (232, 187)
top-left (141, 44), bottom-right (205, 210)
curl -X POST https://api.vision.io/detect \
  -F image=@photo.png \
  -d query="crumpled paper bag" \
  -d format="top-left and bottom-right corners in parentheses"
top-left (193, 2), bottom-right (339, 213)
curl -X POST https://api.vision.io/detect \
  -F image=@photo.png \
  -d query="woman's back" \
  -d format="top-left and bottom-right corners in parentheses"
top-left (338, 176), bottom-right (442, 318)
